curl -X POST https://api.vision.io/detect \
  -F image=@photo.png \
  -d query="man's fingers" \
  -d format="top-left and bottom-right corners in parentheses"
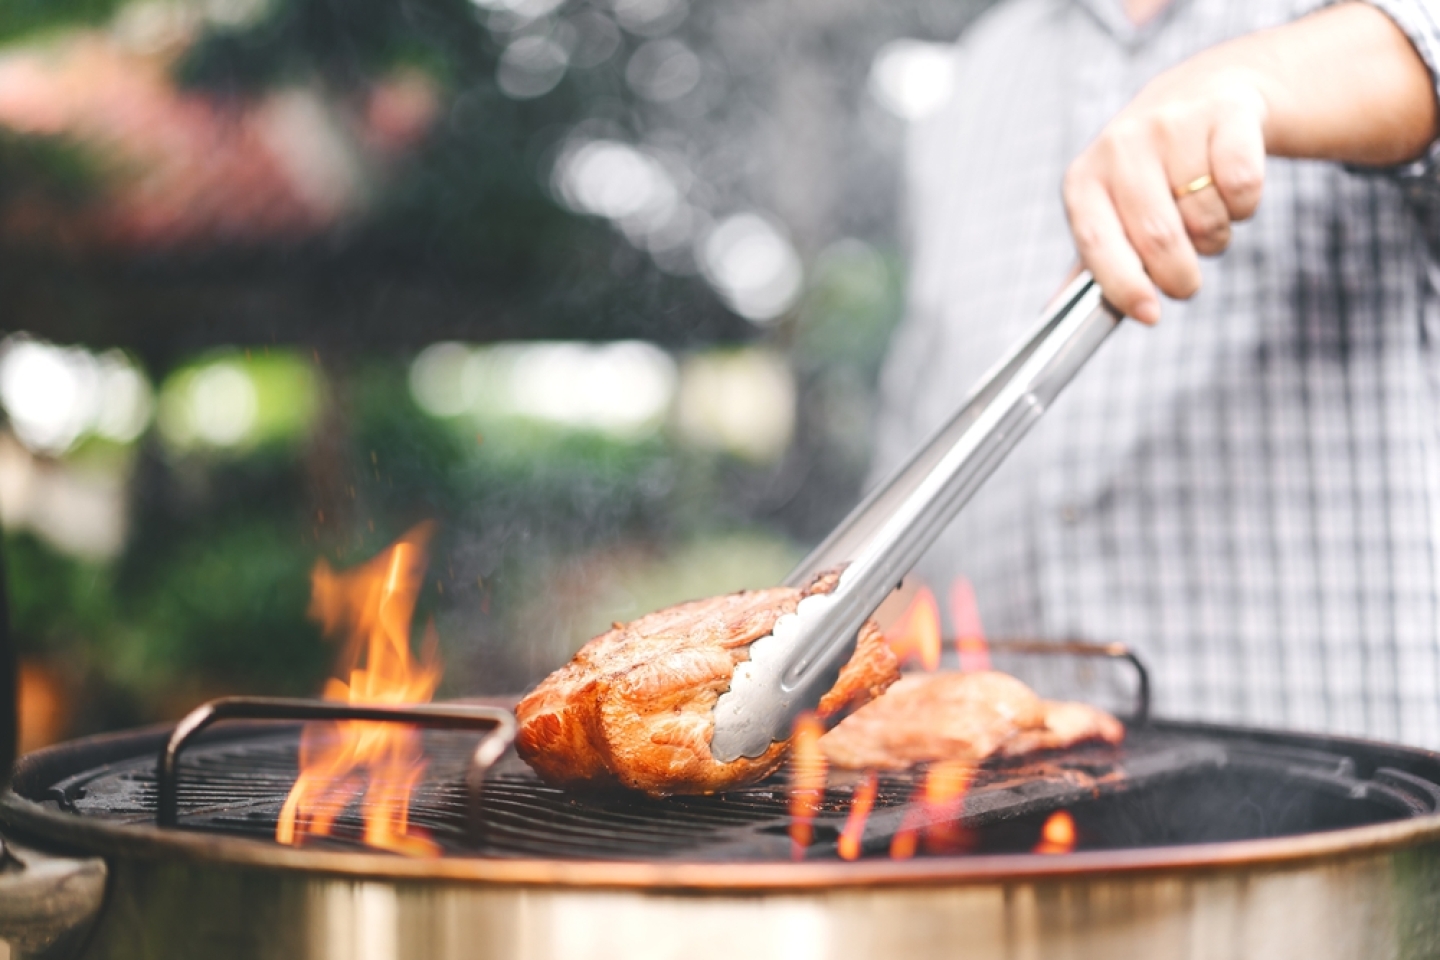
top-left (1061, 63), bottom-right (1269, 315)
top-left (1109, 149), bottom-right (1203, 301)
top-left (1177, 183), bottom-right (1232, 256)
top-left (1210, 109), bottom-right (1266, 221)
top-left (1064, 171), bottom-right (1160, 323)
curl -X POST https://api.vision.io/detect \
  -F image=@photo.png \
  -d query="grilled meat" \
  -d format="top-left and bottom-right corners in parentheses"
top-left (515, 570), bottom-right (901, 796)
top-left (819, 670), bottom-right (1123, 770)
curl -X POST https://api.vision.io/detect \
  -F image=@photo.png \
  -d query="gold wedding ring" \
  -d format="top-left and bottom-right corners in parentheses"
top-left (1175, 173), bottom-right (1214, 199)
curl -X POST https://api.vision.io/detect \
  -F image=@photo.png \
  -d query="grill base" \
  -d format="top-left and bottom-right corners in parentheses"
top-left (63, 836), bottom-right (1440, 960)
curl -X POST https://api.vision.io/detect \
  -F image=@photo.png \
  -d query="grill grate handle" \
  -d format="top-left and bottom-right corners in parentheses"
top-left (155, 696), bottom-right (516, 830)
top-left (981, 639), bottom-right (1151, 726)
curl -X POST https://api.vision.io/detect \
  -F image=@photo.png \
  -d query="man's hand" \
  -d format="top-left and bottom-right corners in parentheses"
top-left (1063, 2), bottom-right (1438, 324)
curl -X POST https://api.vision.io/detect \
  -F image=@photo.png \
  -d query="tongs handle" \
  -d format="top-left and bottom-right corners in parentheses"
top-left (787, 272), bottom-right (1119, 586)
top-left (710, 272), bottom-right (1121, 761)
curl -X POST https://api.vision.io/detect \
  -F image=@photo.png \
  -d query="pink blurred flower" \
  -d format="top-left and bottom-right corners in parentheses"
top-left (0, 35), bottom-right (438, 251)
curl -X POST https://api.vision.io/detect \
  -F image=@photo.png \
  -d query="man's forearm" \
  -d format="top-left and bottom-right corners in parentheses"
top-left (1062, 0), bottom-right (1440, 323)
top-left (1223, 2), bottom-right (1437, 165)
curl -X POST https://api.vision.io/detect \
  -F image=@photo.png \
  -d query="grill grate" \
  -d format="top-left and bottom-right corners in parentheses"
top-left (17, 727), bottom-right (1273, 860)
top-left (31, 724), bottom-right (1440, 860)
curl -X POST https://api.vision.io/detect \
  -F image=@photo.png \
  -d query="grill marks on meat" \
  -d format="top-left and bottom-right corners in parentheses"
top-left (515, 570), bottom-right (901, 796)
top-left (819, 671), bottom-right (1124, 770)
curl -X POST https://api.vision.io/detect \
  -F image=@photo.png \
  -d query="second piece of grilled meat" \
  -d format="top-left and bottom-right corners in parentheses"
top-left (820, 670), bottom-right (1124, 770)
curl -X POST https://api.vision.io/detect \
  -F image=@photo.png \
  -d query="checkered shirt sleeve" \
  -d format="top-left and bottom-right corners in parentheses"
top-left (872, 0), bottom-right (1440, 748)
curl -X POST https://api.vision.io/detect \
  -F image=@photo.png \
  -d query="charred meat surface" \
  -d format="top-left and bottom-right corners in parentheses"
top-left (515, 570), bottom-right (901, 796)
top-left (820, 670), bottom-right (1124, 770)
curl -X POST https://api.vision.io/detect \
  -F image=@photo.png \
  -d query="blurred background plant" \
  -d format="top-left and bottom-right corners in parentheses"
top-left (0, 0), bottom-right (990, 752)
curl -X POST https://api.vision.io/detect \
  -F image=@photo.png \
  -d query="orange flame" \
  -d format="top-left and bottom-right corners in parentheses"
top-left (276, 523), bottom-right (444, 856)
top-left (949, 577), bottom-right (990, 672)
top-left (890, 759), bottom-right (973, 859)
top-left (885, 586), bottom-right (941, 671)
top-left (889, 816), bottom-right (919, 860)
top-left (838, 771), bottom-right (878, 861)
top-left (1034, 810), bottom-right (1077, 854)
top-left (788, 712), bottom-right (827, 859)
top-left (917, 760), bottom-right (973, 854)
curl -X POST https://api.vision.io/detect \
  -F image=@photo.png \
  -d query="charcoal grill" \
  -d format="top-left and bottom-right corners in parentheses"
top-left (4, 639), bottom-right (1440, 960)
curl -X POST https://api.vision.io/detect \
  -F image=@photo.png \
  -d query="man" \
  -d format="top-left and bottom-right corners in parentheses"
top-left (874, 0), bottom-right (1440, 744)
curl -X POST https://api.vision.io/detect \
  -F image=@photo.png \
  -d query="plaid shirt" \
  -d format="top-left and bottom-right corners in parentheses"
top-left (873, 0), bottom-right (1440, 745)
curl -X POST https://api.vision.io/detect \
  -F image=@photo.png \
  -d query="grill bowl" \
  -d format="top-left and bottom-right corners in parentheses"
top-left (5, 709), bottom-right (1440, 959)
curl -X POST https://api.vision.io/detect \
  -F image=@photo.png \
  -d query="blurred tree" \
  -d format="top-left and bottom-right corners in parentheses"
top-left (0, 132), bottom-right (98, 209)
top-left (0, 0), bottom-right (746, 362)
top-left (0, 0), bottom-right (128, 45)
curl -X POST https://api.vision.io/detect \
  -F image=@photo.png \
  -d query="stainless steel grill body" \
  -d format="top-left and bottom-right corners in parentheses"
top-left (5, 718), bottom-right (1440, 960)
top-left (72, 845), bottom-right (1440, 960)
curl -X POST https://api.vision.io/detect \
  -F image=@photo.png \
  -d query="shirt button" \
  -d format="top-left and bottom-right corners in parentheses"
top-left (1060, 505), bottom-right (1081, 524)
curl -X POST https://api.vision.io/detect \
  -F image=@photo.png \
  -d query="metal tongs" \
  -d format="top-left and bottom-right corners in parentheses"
top-left (710, 272), bottom-right (1123, 762)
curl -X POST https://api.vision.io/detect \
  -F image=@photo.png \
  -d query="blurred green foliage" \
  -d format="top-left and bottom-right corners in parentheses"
top-left (0, 0), bottom-right (128, 45)
top-left (172, 0), bottom-right (721, 324)
top-left (7, 534), bottom-right (113, 658)
top-left (0, 0), bottom-right (739, 359)
top-left (793, 241), bottom-right (907, 380)
top-left (0, 132), bottom-right (102, 208)
top-left (8, 516), bottom-right (324, 731)
top-left (157, 350), bottom-right (321, 453)
top-left (176, 0), bottom-right (490, 90)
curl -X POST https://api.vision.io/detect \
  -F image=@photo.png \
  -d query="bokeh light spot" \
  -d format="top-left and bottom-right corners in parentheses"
top-left (868, 40), bottom-right (957, 121)
top-left (498, 36), bottom-right (569, 99)
top-left (700, 213), bottom-right (804, 323)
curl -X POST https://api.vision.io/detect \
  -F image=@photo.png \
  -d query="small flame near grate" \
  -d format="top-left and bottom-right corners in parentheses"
top-left (1034, 810), bottom-right (1077, 854)
top-left (890, 760), bottom-right (975, 858)
top-left (784, 577), bottom-right (1007, 861)
top-left (884, 585), bottom-right (942, 672)
top-left (788, 713), bottom-right (827, 859)
top-left (837, 771), bottom-right (878, 861)
top-left (949, 578), bottom-right (991, 673)
top-left (276, 523), bottom-right (443, 856)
